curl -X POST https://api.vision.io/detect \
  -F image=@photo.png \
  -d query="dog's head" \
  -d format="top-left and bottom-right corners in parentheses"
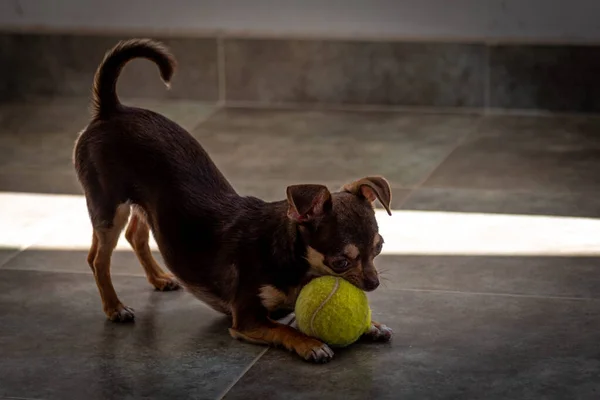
top-left (286, 176), bottom-right (392, 292)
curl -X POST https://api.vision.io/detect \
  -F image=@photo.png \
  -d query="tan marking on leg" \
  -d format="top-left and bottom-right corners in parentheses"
top-left (125, 212), bottom-right (179, 291)
top-left (91, 204), bottom-right (134, 322)
top-left (87, 231), bottom-right (98, 269)
top-left (229, 318), bottom-right (334, 363)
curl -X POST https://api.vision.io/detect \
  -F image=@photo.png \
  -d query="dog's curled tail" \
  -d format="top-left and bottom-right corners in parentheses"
top-left (92, 39), bottom-right (176, 118)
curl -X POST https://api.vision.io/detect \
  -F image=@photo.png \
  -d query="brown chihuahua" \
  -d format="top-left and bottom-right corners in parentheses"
top-left (74, 39), bottom-right (393, 363)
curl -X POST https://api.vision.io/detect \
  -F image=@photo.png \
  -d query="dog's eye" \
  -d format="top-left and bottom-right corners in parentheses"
top-left (330, 258), bottom-right (351, 271)
top-left (375, 241), bottom-right (383, 255)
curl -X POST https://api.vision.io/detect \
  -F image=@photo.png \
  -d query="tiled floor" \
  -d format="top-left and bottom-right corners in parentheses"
top-left (1, 98), bottom-right (600, 400)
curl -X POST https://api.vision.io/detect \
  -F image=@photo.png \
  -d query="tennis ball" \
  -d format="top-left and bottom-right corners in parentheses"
top-left (295, 276), bottom-right (371, 347)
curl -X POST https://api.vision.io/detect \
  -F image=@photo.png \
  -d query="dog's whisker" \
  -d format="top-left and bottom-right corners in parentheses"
top-left (378, 270), bottom-right (391, 279)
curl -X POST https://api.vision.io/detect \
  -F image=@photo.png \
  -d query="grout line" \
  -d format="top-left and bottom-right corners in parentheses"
top-left (4, 267), bottom-right (600, 302)
top-left (482, 107), bottom-right (600, 118)
top-left (3, 26), bottom-right (600, 46)
top-left (384, 287), bottom-right (600, 302)
top-left (0, 250), bottom-right (26, 271)
top-left (0, 266), bottom-right (219, 314)
top-left (216, 348), bottom-right (270, 400)
top-left (217, 35), bottom-right (227, 106)
top-left (188, 103), bottom-right (224, 132)
top-left (393, 115), bottom-right (486, 209)
top-left (0, 266), bottom-right (146, 277)
top-left (396, 185), bottom-right (600, 198)
top-left (225, 100), bottom-right (484, 116)
top-left (215, 313), bottom-right (295, 399)
top-left (224, 100), bottom-right (600, 118)
top-left (5, 95), bottom-right (600, 119)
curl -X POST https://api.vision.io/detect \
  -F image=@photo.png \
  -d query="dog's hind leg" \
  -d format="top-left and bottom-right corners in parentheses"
top-left (125, 210), bottom-right (180, 291)
top-left (87, 203), bottom-right (135, 322)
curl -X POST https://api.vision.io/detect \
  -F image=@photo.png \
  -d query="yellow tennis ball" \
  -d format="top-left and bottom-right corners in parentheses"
top-left (295, 276), bottom-right (371, 347)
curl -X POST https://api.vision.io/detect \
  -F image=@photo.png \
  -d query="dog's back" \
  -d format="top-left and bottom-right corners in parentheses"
top-left (74, 40), bottom-right (235, 224)
top-left (74, 40), bottom-right (241, 306)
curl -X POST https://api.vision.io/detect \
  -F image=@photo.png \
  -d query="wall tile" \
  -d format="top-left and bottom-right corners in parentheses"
top-left (490, 45), bottom-right (600, 112)
top-left (224, 39), bottom-right (485, 107)
top-left (0, 33), bottom-right (218, 101)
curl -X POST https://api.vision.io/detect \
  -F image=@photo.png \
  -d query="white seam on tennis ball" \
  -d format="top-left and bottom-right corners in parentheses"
top-left (309, 277), bottom-right (340, 336)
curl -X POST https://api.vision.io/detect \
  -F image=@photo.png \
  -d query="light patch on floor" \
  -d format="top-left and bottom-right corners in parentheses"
top-left (375, 209), bottom-right (600, 256)
top-left (1, 191), bottom-right (600, 256)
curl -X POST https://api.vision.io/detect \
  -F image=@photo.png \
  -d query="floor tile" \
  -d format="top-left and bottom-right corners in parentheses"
top-left (0, 170), bottom-right (83, 195)
top-left (2, 100), bottom-right (599, 399)
top-left (120, 98), bottom-right (218, 132)
top-left (424, 115), bottom-right (600, 192)
top-left (194, 108), bottom-right (479, 187)
top-left (0, 99), bottom-right (89, 174)
top-left (224, 290), bottom-right (600, 400)
top-left (0, 97), bottom-right (91, 135)
top-left (379, 188), bottom-right (412, 210)
top-left (375, 255), bottom-right (600, 299)
top-left (376, 209), bottom-right (600, 258)
top-left (0, 192), bottom-right (79, 256)
top-left (402, 187), bottom-right (600, 218)
top-left (0, 196), bottom-right (163, 276)
top-left (0, 269), bottom-right (261, 400)
top-left (0, 248), bottom-right (19, 269)
top-left (0, 98), bottom-right (217, 193)
top-left (0, 248), bottom-right (160, 277)
top-left (225, 39), bottom-right (485, 107)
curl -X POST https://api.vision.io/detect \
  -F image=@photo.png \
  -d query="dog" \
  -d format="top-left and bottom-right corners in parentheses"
top-left (73, 39), bottom-right (393, 363)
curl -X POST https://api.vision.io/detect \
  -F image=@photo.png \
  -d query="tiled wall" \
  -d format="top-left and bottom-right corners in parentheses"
top-left (2, 32), bottom-right (600, 113)
top-left (0, 34), bottom-right (219, 101)
top-left (224, 40), bottom-right (485, 108)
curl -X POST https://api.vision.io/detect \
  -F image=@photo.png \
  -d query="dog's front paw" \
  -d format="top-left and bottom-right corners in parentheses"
top-left (106, 304), bottom-right (135, 322)
top-left (149, 274), bottom-right (181, 291)
top-left (298, 340), bottom-right (335, 364)
top-left (363, 321), bottom-right (393, 342)
top-left (229, 322), bottom-right (334, 364)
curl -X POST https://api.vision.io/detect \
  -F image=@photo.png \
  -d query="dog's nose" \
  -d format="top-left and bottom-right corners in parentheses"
top-left (363, 275), bottom-right (380, 291)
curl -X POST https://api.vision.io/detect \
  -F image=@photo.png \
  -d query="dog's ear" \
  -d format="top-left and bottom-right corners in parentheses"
top-left (343, 176), bottom-right (392, 216)
top-left (286, 184), bottom-right (332, 223)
